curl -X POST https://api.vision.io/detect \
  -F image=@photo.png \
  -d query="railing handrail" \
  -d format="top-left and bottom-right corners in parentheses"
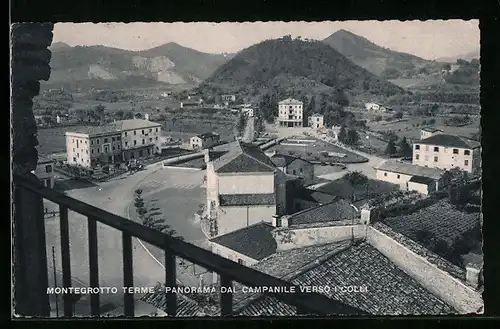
top-left (14, 174), bottom-right (367, 316)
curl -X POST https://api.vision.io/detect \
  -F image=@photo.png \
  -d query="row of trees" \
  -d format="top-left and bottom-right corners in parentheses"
top-left (385, 135), bottom-right (412, 157)
top-left (133, 189), bottom-right (183, 239)
top-left (337, 126), bottom-right (360, 146)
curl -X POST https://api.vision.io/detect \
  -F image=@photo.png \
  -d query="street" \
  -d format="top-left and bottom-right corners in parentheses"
top-left (44, 165), bottom-right (208, 316)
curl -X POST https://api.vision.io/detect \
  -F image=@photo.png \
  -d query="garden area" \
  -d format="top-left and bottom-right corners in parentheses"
top-left (266, 138), bottom-right (368, 164)
top-left (55, 162), bottom-right (128, 182)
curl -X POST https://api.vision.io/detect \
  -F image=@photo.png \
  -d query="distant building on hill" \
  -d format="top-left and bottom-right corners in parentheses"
top-left (180, 96), bottom-right (203, 109)
top-left (277, 98), bottom-right (303, 128)
top-left (420, 127), bottom-right (443, 140)
top-left (365, 103), bottom-right (386, 112)
top-left (190, 132), bottom-right (221, 150)
top-left (308, 113), bottom-right (324, 129)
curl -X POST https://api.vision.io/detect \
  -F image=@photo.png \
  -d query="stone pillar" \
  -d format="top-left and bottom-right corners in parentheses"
top-left (11, 23), bottom-right (54, 316)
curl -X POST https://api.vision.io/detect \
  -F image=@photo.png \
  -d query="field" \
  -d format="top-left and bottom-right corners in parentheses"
top-left (366, 116), bottom-right (480, 141)
top-left (266, 138), bottom-right (368, 164)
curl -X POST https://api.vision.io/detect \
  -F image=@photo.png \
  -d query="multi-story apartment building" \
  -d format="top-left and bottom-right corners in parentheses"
top-left (65, 119), bottom-right (162, 167)
top-left (308, 113), bottom-right (324, 129)
top-left (412, 134), bottom-right (481, 174)
top-left (277, 98), bottom-right (303, 127)
top-left (66, 125), bottom-right (122, 168)
top-left (120, 119), bottom-right (162, 161)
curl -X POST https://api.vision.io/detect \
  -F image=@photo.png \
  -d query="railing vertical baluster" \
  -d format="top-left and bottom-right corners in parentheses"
top-left (164, 251), bottom-right (177, 316)
top-left (59, 205), bottom-right (73, 317)
top-left (220, 275), bottom-right (233, 316)
top-left (122, 232), bottom-right (134, 316)
top-left (87, 216), bottom-right (100, 316)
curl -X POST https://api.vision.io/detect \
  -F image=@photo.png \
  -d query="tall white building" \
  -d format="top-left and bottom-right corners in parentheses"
top-left (412, 134), bottom-right (481, 174)
top-left (277, 98), bottom-right (303, 127)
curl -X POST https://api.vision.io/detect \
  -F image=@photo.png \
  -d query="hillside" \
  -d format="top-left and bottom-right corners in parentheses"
top-left (43, 42), bottom-right (230, 91)
top-left (436, 49), bottom-right (480, 63)
top-left (197, 36), bottom-right (405, 104)
top-left (322, 29), bottom-right (445, 80)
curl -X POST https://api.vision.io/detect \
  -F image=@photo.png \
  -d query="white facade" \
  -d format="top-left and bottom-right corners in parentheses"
top-left (278, 98), bottom-right (303, 127)
top-left (420, 128), bottom-right (443, 140)
top-left (413, 143), bottom-right (480, 174)
top-left (308, 114), bottom-right (324, 129)
top-left (241, 107), bottom-right (254, 117)
top-left (66, 132), bottom-right (122, 168)
top-left (365, 103), bottom-right (386, 112)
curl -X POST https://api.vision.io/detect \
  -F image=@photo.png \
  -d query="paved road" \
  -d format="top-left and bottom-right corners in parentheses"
top-left (44, 167), bottom-right (184, 316)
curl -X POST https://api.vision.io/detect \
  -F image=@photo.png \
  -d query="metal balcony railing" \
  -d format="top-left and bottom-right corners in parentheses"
top-left (13, 174), bottom-right (366, 317)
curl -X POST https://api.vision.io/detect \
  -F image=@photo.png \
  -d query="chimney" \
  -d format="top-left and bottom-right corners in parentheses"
top-left (145, 113), bottom-right (149, 120)
top-left (466, 262), bottom-right (482, 289)
top-left (360, 203), bottom-right (372, 225)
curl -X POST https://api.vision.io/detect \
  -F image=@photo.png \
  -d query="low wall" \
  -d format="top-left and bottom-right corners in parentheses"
top-left (367, 222), bottom-right (483, 314)
top-left (162, 152), bottom-right (204, 166)
top-left (274, 222), bottom-right (368, 251)
top-left (260, 137), bottom-right (286, 151)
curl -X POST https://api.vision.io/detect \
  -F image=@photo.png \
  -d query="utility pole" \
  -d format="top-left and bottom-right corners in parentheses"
top-left (51, 246), bottom-right (59, 317)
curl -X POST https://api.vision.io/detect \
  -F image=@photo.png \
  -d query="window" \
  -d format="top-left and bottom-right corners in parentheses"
top-left (149, 138), bottom-right (152, 142)
top-left (112, 137), bottom-right (115, 142)
top-left (105, 147), bottom-right (108, 153)
top-left (384, 172), bottom-right (387, 177)
top-left (73, 157), bottom-right (76, 162)
top-left (149, 128), bottom-right (152, 133)
top-left (77, 153), bottom-right (79, 158)
top-left (300, 168), bottom-right (303, 173)
top-left (453, 149), bottom-right (459, 154)
top-left (118, 145), bottom-right (120, 149)
top-left (464, 150), bottom-right (471, 155)
top-left (91, 140), bottom-right (94, 145)
top-left (86, 150), bottom-right (88, 154)
top-left (117, 136), bottom-right (121, 141)
top-left (104, 138), bottom-right (108, 143)
top-left (155, 137), bottom-right (158, 141)
top-left (237, 259), bottom-right (244, 265)
top-left (415, 144), bottom-right (420, 150)
top-left (85, 140), bottom-right (87, 144)
top-left (113, 146), bottom-right (115, 150)
top-left (125, 132), bottom-right (128, 137)
top-left (434, 156), bottom-right (438, 162)
top-left (97, 148), bottom-right (100, 153)
top-left (434, 146), bottom-right (439, 152)
top-left (397, 174), bottom-right (400, 179)
top-left (134, 140), bottom-right (137, 146)
top-left (134, 131), bottom-right (137, 135)
top-left (155, 128), bottom-right (158, 133)
top-left (142, 139), bottom-right (145, 145)
top-left (292, 169), bottom-right (296, 175)
top-left (142, 130), bottom-right (144, 134)
top-left (91, 149), bottom-right (94, 154)
top-left (97, 139), bottom-right (100, 144)
top-left (125, 142), bottom-right (128, 147)
top-left (465, 160), bottom-right (469, 166)
top-left (45, 165), bottom-right (52, 173)
top-left (416, 154), bottom-right (419, 160)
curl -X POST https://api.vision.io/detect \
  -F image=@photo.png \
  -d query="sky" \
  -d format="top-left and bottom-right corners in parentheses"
top-left (52, 20), bottom-right (479, 60)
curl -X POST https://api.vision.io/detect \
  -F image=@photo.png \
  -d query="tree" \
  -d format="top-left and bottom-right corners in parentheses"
top-left (346, 129), bottom-right (359, 145)
top-left (398, 137), bottom-right (412, 157)
top-left (392, 111), bottom-right (403, 120)
top-left (344, 171), bottom-right (368, 187)
top-left (338, 126), bottom-right (347, 143)
top-left (124, 111), bottom-right (134, 119)
top-left (134, 112), bottom-right (143, 119)
top-left (385, 139), bottom-right (397, 155)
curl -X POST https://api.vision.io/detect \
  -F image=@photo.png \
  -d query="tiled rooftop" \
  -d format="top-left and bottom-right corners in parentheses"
top-left (381, 199), bottom-right (480, 246)
top-left (140, 284), bottom-right (206, 316)
top-left (279, 98), bottom-right (302, 105)
top-left (374, 160), bottom-right (445, 180)
top-left (294, 188), bottom-right (337, 205)
top-left (418, 134), bottom-right (481, 149)
top-left (219, 194), bottom-right (276, 207)
top-left (66, 119), bottom-right (161, 136)
top-left (315, 177), bottom-right (399, 202)
top-left (287, 198), bottom-right (359, 227)
top-left (214, 141), bottom-right (277, 173)
top-left (409, 175), bottom-right (436, 185)
top-left (236, 243), bottom-right (456, 315)
top-left (197, 132), bottom-right (220, 139)
top-left (210, 222), bottom-right (277, 261)
top-left (270, 154), bottom-right (305, 167)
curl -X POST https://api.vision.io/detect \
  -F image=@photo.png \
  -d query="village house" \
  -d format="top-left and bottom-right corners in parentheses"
top-left (33, 155), bottom-right (56, 188)
top-left (221, 94), bottom-right (237, 105)
top-left (241, 107), bottom-right (254, 117)
top-left (180, 96), bottom-right (203, 109)
top-left (365, 102), bottom-right (386, 112)
top-left (277, 98), bottom-right (303, 127)
top-left (374, 160), bottom-right (450, 195)
top-left (269, 152), bottom-right (315, 186)
top-left (204, 141), bottom-right (299, 236)
top-left (308, 113), bottom-right (324, 129)
top-left (65, 119), bottom-right (162, 167)
top-left (420, 127), bottom-right (443, 140)
top-left (412, 134), bottom-right (481, 174)
top-left (155, 136), bottom-right (182, 154)
top-left (144, 198), bottom-right (483, 316)
top-left (190, 132), bottom-right (221, 150)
